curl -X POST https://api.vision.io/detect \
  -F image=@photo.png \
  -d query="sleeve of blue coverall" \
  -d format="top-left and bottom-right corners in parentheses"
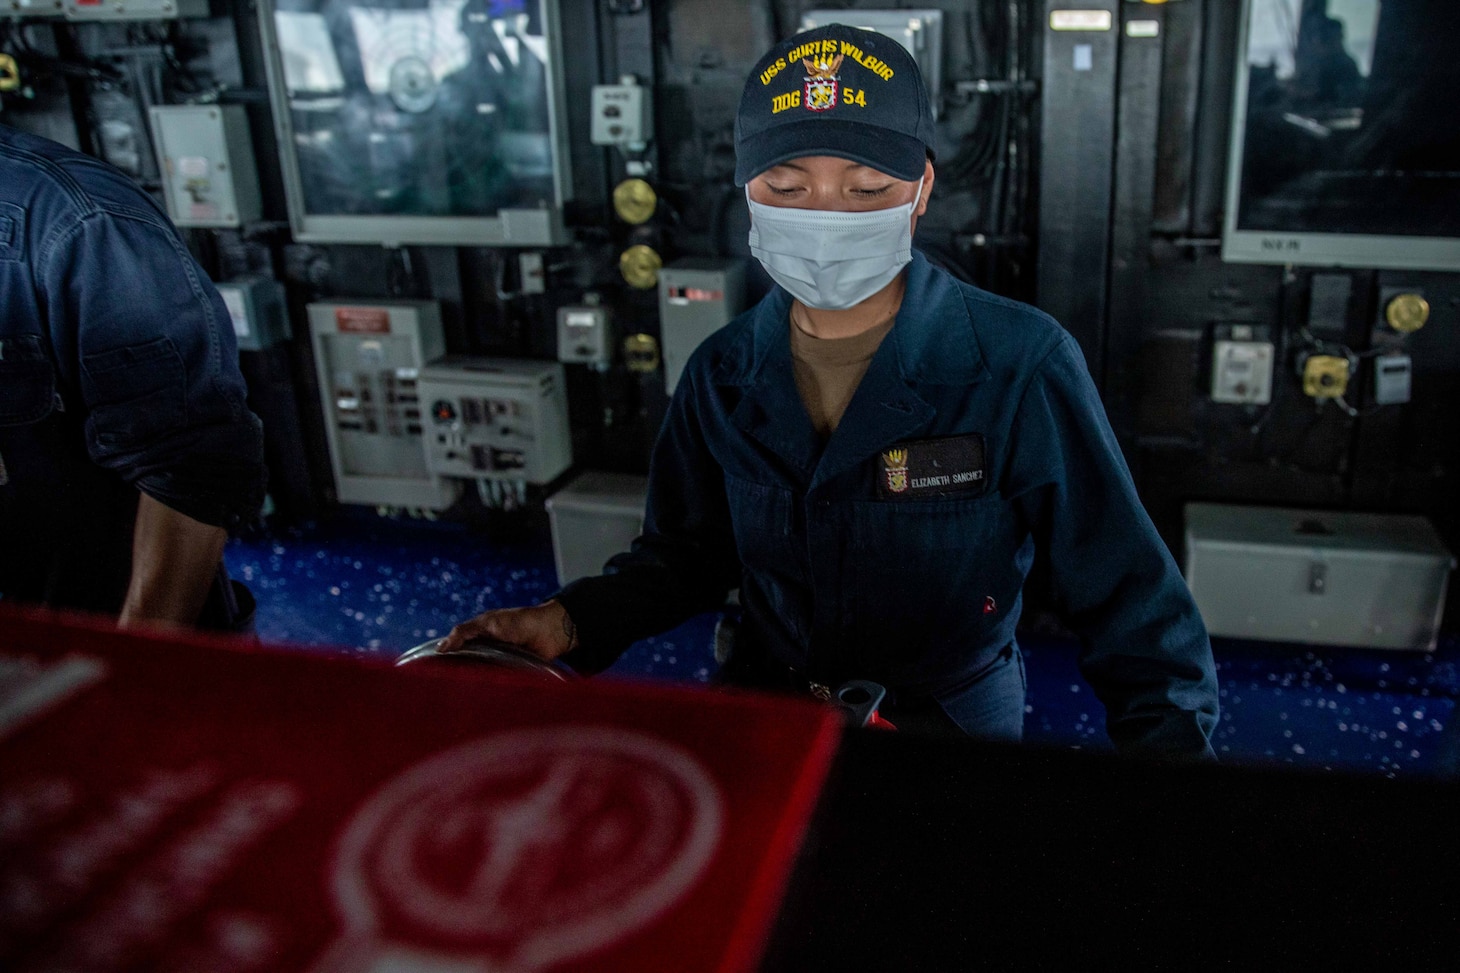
top-left (40, 208), bottom-right (265, 530)
top-left (1006, 336), bottom-right (1219, 759)
top-left (554, 364), bottom-right (742, 673)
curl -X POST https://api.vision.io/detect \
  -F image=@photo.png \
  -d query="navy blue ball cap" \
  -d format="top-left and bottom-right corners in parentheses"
top-left (734, 23), bottom-right (936, 187)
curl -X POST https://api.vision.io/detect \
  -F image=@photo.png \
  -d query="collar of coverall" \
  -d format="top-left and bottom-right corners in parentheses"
top-left (713, 250), bottom-right (991, 389)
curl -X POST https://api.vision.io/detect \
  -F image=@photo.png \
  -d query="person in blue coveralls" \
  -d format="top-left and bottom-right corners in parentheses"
top-left (0, 123), bottom-right (265, 631)
top-left (444, 24), bottom-right (1219, 759)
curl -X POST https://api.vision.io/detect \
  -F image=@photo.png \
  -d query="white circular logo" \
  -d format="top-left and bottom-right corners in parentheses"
top-left (322, 726), bottom-right (723, 972)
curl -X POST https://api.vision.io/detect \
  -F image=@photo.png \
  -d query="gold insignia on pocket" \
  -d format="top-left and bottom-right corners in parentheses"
top-left (882, 447), bottom-right (909, 493)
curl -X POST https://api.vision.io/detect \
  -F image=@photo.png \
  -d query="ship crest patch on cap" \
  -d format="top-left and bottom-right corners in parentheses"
top-left (802, 52), bottom-right (843, 112)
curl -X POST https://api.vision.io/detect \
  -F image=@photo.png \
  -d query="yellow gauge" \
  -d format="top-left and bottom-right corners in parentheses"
top-left (619, 244), bottom-right (663, 289)
top-left (0, 54), bottom-right (20, 94)
top-left (1384, 293), bottom-right (1430, 334)
top-left (1301, 355), bottom-right (1350, 399)
top-left (613, 178), bottom-right (658, 225)
top-left (623, 333), bottom-right (661, 374)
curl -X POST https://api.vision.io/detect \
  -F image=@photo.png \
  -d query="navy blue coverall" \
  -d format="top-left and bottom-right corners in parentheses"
top-left (557, 252), bottom-right (1218, 759)
top-left (0, 124), bottom-right (264, 617)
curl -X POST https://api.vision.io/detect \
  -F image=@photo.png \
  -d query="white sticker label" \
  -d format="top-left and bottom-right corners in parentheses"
top-left (1074, 44), bottom-right (1094, 71)
top-left (177, 155), bottom-right (210, 178)
top-left (221, 288), bottom-right (250, 339)
top-left (1051, 10), bottom-right (1113, 31)
top-left (1127, 19), bottom-right (1160, 38)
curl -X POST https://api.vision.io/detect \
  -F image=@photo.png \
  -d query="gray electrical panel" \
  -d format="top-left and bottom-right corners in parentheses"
top-left (1184, 503), bottom-right (1455, 651)
top-left (658, 259), bottom-right (747, 394)
top-left (6, 0), bottom-right (65, 16)
top-left (308, 301), bottom-right (459, 510)
top-left (149, 105), bottom-right (261, 228)
top-left (418, 357), bottom-right (572, 486)
top-left (216, 277), bottom-right (289, 352)
top-left (65, 0), bottom-right (209, 24)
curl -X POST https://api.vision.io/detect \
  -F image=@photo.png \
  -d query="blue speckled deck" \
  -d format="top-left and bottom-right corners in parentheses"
top-left (225, 511), bottom-right (719, 682)
top-left (1020, 636), bottom-right (1460, 777)
top-left (226, 512), bottom-right (1458, 778)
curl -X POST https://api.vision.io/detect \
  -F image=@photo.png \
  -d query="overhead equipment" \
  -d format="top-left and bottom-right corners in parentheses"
top-left (1222, 0), bottom-right (1460, 270)
top-left (257, 0), bottom-right (573, 246)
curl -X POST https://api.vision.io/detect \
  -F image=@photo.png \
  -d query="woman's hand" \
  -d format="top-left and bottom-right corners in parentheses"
top-left (437, 600), bottom-right (578, 662)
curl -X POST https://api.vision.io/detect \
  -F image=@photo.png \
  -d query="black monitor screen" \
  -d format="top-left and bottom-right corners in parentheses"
top-left (270, 0), bottom-right (558, 221)
top-left (1234, 0), bottom-right (1460, 240)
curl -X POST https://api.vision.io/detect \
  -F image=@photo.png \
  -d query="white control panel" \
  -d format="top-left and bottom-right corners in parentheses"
top-left (418, 357), bottom-right (572, 486)
top-left (307, 300), bottom-right (459, 511)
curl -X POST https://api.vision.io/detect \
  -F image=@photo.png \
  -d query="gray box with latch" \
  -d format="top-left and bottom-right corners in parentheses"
top-left (545, 471), bottom-right (647, 586)
top-left (1183, 503), bottom-right (1454, 651)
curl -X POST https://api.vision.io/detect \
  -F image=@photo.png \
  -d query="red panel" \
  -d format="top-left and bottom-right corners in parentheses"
top-left (334, 307), bottom-right (391, 334)
top-left (0, 607), bottom-right (841, 973)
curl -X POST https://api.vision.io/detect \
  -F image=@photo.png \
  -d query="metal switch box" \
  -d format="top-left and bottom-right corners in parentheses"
top-left (557, 304), bottom-right (612, 368)
top-left (1372, 354), bottom-right (1413, 406)
top-left (590, 82), bottom-right (652, 147)
top-left (216, 277), bottom-right (289, 352)
top-left (149, 105), bottom-right (261, 228)
top-left (418, 357), bottom-right (572, 486)
top-left (658, 259), bottom-right (747, 394)
top-left (1211, 337), bottom-right (1275, 405)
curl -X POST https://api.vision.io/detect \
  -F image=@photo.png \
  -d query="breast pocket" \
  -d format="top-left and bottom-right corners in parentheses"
top-left (723, 473), bottom-right (796, 571)
top-left (81, 336), bottom-right (187, 452)
top-left (0, 335), bottom-right (58, 427)
top-left (848, 495), bottom-right (1004, 638)
top-left (724, 473), bottom-right (809, 643)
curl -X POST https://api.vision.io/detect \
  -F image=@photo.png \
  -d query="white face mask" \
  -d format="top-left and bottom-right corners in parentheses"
top-left (747, 178), bottom-right (923, 311)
